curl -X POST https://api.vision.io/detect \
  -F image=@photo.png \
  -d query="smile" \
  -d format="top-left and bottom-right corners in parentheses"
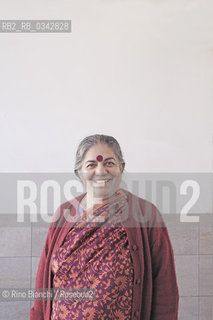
top-left (93, 179), bottom-right (111, 184)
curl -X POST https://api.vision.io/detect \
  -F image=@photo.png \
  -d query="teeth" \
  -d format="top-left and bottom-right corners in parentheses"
top-left (94, 180), bottom-right (109, 183)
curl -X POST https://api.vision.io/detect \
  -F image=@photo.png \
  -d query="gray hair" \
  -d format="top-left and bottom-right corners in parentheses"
top-left (74, 134), bottom-right (125, 178)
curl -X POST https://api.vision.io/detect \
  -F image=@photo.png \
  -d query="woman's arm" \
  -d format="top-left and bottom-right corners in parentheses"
top-left (30, 225), bottom-right (54, 320)
top-left (149, 207), bottom-right (179, 320)
top-left (30, 204), bottom-right (63, 320)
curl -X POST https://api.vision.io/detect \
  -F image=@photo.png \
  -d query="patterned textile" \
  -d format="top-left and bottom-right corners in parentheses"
top-left (51, 189), bottom-right (134, 320)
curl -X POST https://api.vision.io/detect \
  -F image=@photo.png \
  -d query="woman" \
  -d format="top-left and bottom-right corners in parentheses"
top-left (30, 134), bottom-right (179, 320)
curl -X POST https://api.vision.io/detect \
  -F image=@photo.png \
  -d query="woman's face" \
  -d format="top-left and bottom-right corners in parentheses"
top-left (78, 143), bottom-right (124, 199)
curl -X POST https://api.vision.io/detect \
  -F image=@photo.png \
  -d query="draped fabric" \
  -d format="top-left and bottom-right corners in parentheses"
top-left (50, 189), bottom-right (134, 320)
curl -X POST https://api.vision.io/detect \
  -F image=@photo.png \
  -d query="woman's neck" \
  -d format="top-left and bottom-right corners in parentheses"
top-left (80, 193), bottom-right (109, 210)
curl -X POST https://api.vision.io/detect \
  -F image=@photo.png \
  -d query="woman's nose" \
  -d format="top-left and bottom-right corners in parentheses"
top-left (94, 163), bottom-right (108, 175)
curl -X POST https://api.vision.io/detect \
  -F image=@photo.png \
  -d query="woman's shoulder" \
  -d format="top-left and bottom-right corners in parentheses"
top-left (124, 189), bottom-right (159, 212)
top-left (50, 193), bottom-right (86, 227)
top-left (124, 189), bottom-right (165, 228)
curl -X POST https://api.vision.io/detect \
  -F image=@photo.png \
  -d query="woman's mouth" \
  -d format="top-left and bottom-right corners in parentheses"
top-left (92, 179), bottom-right (111, 186)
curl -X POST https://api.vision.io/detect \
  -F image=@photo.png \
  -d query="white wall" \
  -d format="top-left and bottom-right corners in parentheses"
top-left (0, 3), bottom-right (212, 319)
top-left (0, 0), bottom-right (212, 172)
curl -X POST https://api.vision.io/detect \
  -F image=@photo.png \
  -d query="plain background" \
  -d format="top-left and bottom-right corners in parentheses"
top-left (0, 1), bottom-right (212, 319)
top-left (0, 0), bottom-right (212, 173)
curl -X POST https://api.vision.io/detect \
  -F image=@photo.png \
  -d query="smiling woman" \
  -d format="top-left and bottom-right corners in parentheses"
top-left (30, 134), bottom-right (179, 320)
top-left (76, 139), bottom-right (125, 210)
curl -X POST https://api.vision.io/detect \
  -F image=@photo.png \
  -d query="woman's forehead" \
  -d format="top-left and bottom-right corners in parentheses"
top-left (83, 143), bottom-right (117, 160)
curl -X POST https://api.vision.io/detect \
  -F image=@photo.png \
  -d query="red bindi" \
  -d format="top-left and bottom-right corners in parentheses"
top-left (96, 155), bottom-right (103, 162)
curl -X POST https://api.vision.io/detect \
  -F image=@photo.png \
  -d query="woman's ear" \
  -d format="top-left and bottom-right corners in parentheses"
top-left (75, 169), bottom-right (81, 180)
top-left (120, 162), bottom-right (125, 173)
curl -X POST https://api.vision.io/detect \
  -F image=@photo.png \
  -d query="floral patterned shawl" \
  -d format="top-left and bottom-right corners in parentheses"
top-left (51, 189), bottom-right (134, 320)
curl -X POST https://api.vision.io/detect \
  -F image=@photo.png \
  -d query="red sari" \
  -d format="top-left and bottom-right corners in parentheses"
top-left (50, 189), bottom-right (134, 320)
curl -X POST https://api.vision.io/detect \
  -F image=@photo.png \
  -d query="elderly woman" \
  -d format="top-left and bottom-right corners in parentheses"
top-left (30, 134), bottom-right (179, 320)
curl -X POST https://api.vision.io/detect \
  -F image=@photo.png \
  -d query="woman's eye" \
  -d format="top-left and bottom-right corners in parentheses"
top-left (86, 161), bottom-right (115, 168)
top-left (87, 163), bottom-right (95, 168)
top-left (106, 162), bottom-right (115, 166)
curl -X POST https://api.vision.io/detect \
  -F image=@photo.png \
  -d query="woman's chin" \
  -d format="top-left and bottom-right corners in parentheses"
top-left (92, 187), bottom-right (112, 199)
